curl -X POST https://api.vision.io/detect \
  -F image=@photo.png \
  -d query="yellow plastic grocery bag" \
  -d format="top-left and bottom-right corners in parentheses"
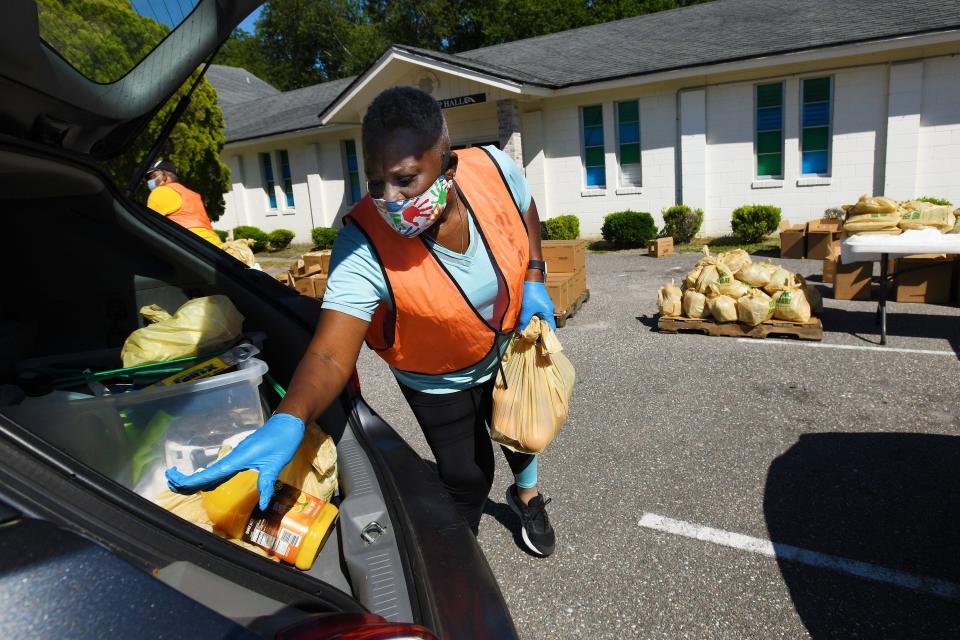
top-left (121, 295), bottom-right (244, 367)
top-left (490, 317), bottom-right (575, 454)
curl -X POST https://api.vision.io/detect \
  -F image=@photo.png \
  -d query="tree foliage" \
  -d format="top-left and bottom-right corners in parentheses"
top-left (217, 0), bottom-right (713, 91)
top-left (37, 0), bottom-right (230, 219)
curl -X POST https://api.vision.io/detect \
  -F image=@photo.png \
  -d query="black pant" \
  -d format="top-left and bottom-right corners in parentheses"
top-left (399, 379), bottom-right (535, 534)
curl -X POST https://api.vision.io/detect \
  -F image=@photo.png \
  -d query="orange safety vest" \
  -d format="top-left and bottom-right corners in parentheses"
top-left (345, 147), bottom-right (529, 375)
top-left (165, 182), bottom-right (216, 233)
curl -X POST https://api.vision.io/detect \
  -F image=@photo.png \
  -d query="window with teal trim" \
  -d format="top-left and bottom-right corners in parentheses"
top-left (581, 105), bottom-right (605, 188)
top-left (801, 77), bottom-right (831, 175)
top-left (343, 140), bottom-right (361, 204)
top-left (260, 152), bottom-right (277, 210)
top-left (616, 101), bottom-right (641, 187)
top-left (279, 150), bottom-right (294, 208)
top-left (755, 82), bottom-right (783, 178)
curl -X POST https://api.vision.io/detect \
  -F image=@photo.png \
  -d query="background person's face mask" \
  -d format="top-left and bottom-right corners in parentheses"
top-left (147, 178), bottom-right (158, 191)
top-left (372, 153), bottom-right (452, 238)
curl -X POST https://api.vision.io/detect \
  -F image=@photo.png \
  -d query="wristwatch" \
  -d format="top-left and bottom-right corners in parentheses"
top-left (527, 260), bottom-right (547, 276)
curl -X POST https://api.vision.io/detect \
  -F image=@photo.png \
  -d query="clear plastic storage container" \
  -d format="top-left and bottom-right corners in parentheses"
top-left (4, 358), bottom-right (269, 498)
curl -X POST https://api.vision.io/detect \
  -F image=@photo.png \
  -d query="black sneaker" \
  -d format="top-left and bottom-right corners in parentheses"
top-left (506, 485), bottom-right (556, 557)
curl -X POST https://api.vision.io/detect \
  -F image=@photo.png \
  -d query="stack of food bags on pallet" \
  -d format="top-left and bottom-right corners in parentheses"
top-left (657, 247), bottom-right (812, 325)
top-left (841, 194), bottom-right (958, 236)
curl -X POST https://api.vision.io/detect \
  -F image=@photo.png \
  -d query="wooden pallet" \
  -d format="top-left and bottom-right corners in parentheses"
top-left (555, 289), bottom-right (590, 328)
top-left (657, 315), bottom-right (823, 341)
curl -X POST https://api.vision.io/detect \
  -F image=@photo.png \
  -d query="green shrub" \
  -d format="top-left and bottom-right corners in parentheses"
top-left (914, 196), bottom-right (953, 207)
top-left (233, 225), bottom-right (268, 252)
top-left (661, 205), bottom-right (704, 244)
top-left (600, 210), bottom-right (657, 248)
top-left (543, 215), bottom-right (580, 240)
top-left (731, 205), bottom-right (781, 243)
top-left (311, 226), bottom-right (339, 249)
top-left (267, 228), bottom-right (295, 251)
top-left (214, 229), bottom-right (229, 243)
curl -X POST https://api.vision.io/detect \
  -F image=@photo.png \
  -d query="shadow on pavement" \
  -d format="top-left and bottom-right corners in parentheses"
top-left (635, 315), bottom-right (659, 331)
top-left (764, 433), bottom-right (960, 639)
top-left (816, 306), bottom-right (960, 353)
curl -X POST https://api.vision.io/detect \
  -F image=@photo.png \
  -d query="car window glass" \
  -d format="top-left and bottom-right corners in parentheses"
top-left (36, 0), bottom-right (201, 84)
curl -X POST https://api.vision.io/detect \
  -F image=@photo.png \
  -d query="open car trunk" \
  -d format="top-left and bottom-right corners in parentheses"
top-left (0, 139), bottom-right (419, 633)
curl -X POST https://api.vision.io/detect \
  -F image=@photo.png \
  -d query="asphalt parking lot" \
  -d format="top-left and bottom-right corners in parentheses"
top-left (355, 248), bottom-right (960, 639)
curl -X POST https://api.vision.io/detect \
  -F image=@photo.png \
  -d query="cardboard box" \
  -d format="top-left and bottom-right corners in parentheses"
top-left (293, 274), bottom-right (328, 299)
top-left (542, 240), bottom-right (586, 274)
top-left (546, 272), bottom-right (573, 311)
top-left (806, 219), bottom-right (843, 260)
top-left (778, 220), bottom-right (806, 259)
top-left (276, 272), bottom-right (291, 285)
top-left (289, 258), bottom-right (307, 277)
top-left (822, 260), bottom-right (837, 284)
top-left (303, 250), bottom-right (332, 274)
top-left (648, 237), bottom-right (674, 258)
top-left (834, 260), bottom-right (873, 300)
top-left (568, 268), bottom-right (587, 300)
top-left (821, 241), bottom-right (840, 284)
top-left (893, 255), bottom-right (954, 304)
top-left (310, 273), bottom-right (328, 299)
top-left (292, 276), bottom-right (314, 297)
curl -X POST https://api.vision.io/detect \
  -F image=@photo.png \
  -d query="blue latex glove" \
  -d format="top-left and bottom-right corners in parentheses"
top-left (165, 413), bottom-right (305, 511)
top-left (518, 280), bottom-right (557, 331)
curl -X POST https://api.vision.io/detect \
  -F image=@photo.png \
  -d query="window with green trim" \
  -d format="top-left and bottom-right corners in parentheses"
top-left (342, 140), bottom-right (361, 204)
top-left (581, 105), bottom-right (605, 188)
top-left (260, 152), bottom-right (277, 210)
top-left (616, 101), bottom-right (641, 188)
top-left (755, 82), bottom-right (784, 179)
top-left (279, 150), bottom-right (294, 208)
top-left (801, 77), bottom-right (832, 175)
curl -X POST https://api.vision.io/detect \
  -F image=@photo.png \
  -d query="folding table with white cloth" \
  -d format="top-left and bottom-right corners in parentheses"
top-left (841, 229), bottom-right (960, 345)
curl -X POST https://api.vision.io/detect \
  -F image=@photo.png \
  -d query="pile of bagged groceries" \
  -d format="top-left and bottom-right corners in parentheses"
top-left (657, 247), bottom-right (821, 325)
top-left (0, 295), bottom-right (338, 570)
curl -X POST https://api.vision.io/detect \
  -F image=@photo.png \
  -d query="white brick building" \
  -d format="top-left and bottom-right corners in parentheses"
top-left (211, 0), bottom-right (960, 242)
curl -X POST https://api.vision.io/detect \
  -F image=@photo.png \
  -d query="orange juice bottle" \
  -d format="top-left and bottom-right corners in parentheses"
top-left (201, 469), bottom-right (260, 539)
top-left (243, 483), bottom-right (339, 570)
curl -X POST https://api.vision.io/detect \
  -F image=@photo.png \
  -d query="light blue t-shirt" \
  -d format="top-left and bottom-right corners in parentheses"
top-left (322, 145), bottom-right (532, 393)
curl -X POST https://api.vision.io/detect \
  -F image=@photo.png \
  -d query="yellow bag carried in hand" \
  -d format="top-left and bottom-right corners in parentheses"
top-left (490, 317), bottom-right (575, 454)
top-left (121, 296), bottom-right (244, 367)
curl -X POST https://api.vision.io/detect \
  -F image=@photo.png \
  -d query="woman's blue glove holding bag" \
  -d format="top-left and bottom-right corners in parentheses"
top-left (518, 280), bottom-right (557, 331)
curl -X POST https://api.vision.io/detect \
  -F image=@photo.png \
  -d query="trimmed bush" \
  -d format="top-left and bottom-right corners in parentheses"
top-left (267, 228), bottom-right (295, 251)
top-left (233, 225), bottom-right (268, 253)
top-left (214, 229), bottom-right (229, 243)
top-left (731, 205), bottom-right (781, 243)
top-left (311, 226), bottom-right (339, 249)
top-left (543, 215), bottom-right (580, 240)
top-left (661, 205), bottom-right (704, 244)
top-left (915, 196), bottom-right (953, 207)
top-left (600, 210), bottom-right (657, 248)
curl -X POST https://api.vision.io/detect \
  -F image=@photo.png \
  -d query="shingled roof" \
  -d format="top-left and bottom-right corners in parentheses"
top-left (214, 0), bottom-right (960, 142)
top-left (456, 0), bottom-right (960, 87)
top-left (207, 64), bottom-right (279, 105)
top-left (216, 76), bottom-right (355, 142)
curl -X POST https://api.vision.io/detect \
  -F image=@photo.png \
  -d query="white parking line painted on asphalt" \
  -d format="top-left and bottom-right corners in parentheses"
top-left (638, 513), bottom-right (960, 602)
top-left (735, 338), bottom-right (957, 356)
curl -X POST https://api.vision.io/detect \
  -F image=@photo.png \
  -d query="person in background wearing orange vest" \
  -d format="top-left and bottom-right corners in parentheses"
top-left (145, 158), bottom-right (223, 247)
top-left (166, 87), bottom-right (558, 556)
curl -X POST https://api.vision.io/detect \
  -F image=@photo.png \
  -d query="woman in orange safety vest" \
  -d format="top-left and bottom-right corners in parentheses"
top-left (145, 158), bottom-right (222, 247)
top-left (167, 87), bottom-right (558, 556)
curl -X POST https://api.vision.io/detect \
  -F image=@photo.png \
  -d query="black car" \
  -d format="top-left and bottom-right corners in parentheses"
top-left (0, 2), bottom-right (516, 638)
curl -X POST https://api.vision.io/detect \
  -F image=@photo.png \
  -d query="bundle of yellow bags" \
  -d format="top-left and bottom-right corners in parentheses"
top-left (896, 201), bottom-right (956, 232)
top-left (841, 195), bottom-right (901, 234)
top-left (656, 247), bottom-right (813, 325)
